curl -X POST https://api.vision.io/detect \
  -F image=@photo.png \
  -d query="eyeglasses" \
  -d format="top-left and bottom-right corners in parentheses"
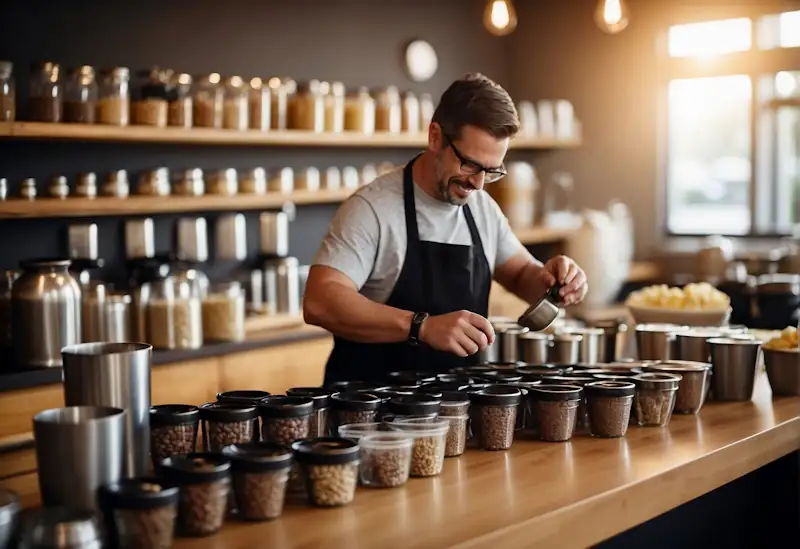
top-left (444, 135), bottom-right (507, 183)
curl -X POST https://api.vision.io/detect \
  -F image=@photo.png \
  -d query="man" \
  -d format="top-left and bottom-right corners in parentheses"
top-left (304, 74), bottom-right (588, 383)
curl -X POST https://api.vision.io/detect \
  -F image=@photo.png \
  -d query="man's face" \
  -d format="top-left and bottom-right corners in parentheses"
top-left (433, 124), bottom-right (509, 205)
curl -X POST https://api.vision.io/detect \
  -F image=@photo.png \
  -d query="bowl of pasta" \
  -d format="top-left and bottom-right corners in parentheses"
top-left (624, 282), bottom-right (732, 327)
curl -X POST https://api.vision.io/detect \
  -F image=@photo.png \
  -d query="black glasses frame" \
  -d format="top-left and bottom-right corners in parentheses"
top-left (444, 135), bottom-right (507, 183)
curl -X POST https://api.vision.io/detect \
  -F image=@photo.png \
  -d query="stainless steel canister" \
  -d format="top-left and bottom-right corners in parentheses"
top-left (564, 327), bottom-right (604, 364)
top-left (675, 327), bottom-right (725, 362)
top-left (18, 508), bottom-right (102, 549)
top-left (635, 323), bottom-right (687, 361)
top-left (549, 333), bottom-right (582, 364)
top-left (477, 319), bottom-right (518, 363)
top-left (264, 257), bottom-right (300, 315)
top-left (518, 331), bottom-right (553, 363)
top-left (590, 318), bottom-right (628, 362)
top-left (494, 325), bottom-right (529, 362)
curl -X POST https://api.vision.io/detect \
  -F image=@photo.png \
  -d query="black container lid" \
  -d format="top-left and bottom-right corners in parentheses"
top-left (386, 394), bottom-right (441, 416)
top-left (487, 361), bottom-right (524, 369)
top-left (160, 453), bottom-right (231, 484)
top-left (216, 390), bottom-right (271, 405)
top-left (516, 364), bottom-right (569, 377)
top-left (150, 404), bottom-right (199, 427)
top-left (479, 370), bottom-right (523, 383)
top-left (585, 381), bottom-right (635, 397)
top-left (286, 387), bottom-right (333, 408)
top-left (330, 391), bottom-right (382, 411)
top-left (469, 385), bottom-right (522, 406)
top-left (372, 387), bottom-right (416, 400)
top-left (258, 395), bottom-right (314, 418)
top-left (291, 437), bottom-right (360, 465)
top-left (198, 402), bottom-right (258, 422)
top-left (436, 374), bottom-right (475, 385)
top-left (465, 383), bottom-right (493, 393)
top-left (100, 477), bottom-right (179, 510)
top-left (543, 374), bottom-right (596, 386)
top-left (386, 371), bottom-right (437, 384)
top-left (530, 384), bottom-right (583, 401)
top-left (327, 380), bottom-right (388, 393)
top-left (222, 442), bottom-right (293, 473)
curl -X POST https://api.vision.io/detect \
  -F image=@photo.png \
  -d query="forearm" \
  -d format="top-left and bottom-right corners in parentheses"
top-left (502, 257), bottom-right (548, 305)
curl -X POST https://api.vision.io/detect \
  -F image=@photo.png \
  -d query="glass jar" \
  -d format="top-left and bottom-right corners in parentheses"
top-left (193, 73), bottom-right (223, 128)
top-left (419, 92), bottom-right (434, 130)
top-left (168, 72), bottom-right (193, 128)
top-left (295, 167), bottom-right (320, 192)
top-left (585, 381), bottom-right (635, 438)
top-left (28, 61), bottom-right (62, 122)
top-left (248, 77), bottom-right (271, 131)
top-left (267, 167), bottom-right (293, 194)
top-left (286, 387), bottom-right (332, 437)
top-left (198, 402), bottom-right (258, 452)
top-left (75, 172), bottom-right (97, 198)
top-left (374, 86), bottom-right (401, 133)
top-left (401, 91), bottom-right (420, 133)
top-left (268, 77), bottom-right (293, 130)
top-left (48, 175), bottom-right (69, 199)
top-left (292, 438), bottom-right (360, 507)
top-left (98, 67), bottom-right (130, 126)
top-left (222, 442), bottom-right (292, 521)
top-left (0, 270), bottom-right (19, 347)
top-left (223, 76), bottom-right (248, 130)
top-left (102, 169), bottom-right (129, 198)
top-left (201, 281), bottom-right (245, 342)
top-left (146, 276), bottom-right (202, 350)
top-left (207, 168), bottom-right (238, 196)
top-left (632, 372), bottom-right (681, 427)
top-left (160, 453), bottom-right (231, 537)
top-left (19, 178), bottom-right (36, 200)
top-left (469, 386), bottom-right (522, 450)
top-left (137, 167), bottom-right (171, 196)
top-left (132, 68), bottom-right (168, 127)
top-left (358, 432), bottom-right (413, 488)
top-left (289, 80), bottom-right (324, 132)
top-left (173, 168), bottom-right (205, 197)
top-left (324, 81), bottom-right (345, 133)
top-left (529, 384), bottom-right (582, 442)
top-left (100, 477), bottom-right (179, 549)
top-left (329, 392), bottom-right (382, 431)
top-left (258, 395), bottom-right (314, 446)
top-left (0, 61), bottom-right (14, 122)
top-left (387, 418), bottom-right (449, 477)
top-left (344, 87), bottom-right (375, 134)
top-left (240, 167), bottom-right (267, 195)
top-left (149, 404), bottom-right (200, 467)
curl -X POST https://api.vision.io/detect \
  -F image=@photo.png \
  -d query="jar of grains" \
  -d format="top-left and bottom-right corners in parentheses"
top-left (132, 68), bottom-right (168, 127)
top-left (401, 91), bottom-right (420, 133)
top-left (146, 276), bottom-right (202, 350)
top-left (374, 86), bottom-right (401, 133)
top-left (201, 281), bottom-right (245, 343)
top-left (248, 77), bottom-right (271, 131)
top-left (168, 72), bottom-right (193, 128)
top-left (207, 168), bottom-right (238, 197)
top-left (289, 80), bottom-right (324, 132)
top-left (344, 87), bottom-right (375, 134)
top-left (268, 76), bottom-right (293, 130)
top-left (97, 67), bottom-right (130, 126)
top-left (223, 76), bottom-right (248, 130)
top-left (63, 66), bottom-right (97, 124)
top-left (28, 61), bottom-right (62, 122)
top-left (193, 73), bottom-right (223, 128)
top-left (419, 92), bottom-right (435, 130)
top-left (324, 81), bottom-right (345, 133)
top-left (0, 61), bottom-right (14, 122)
top-left (240, 167), bottom-right (267, 195)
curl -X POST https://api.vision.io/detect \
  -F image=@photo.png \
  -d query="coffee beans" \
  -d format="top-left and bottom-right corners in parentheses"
top-left (151, 424), bottom-right (197, 465)
top-left (114, 506), bottom-right (176, 548)
top-left (442, 415), bottom-right (469, 457)
top-left (472, 405), bottom-right (517, 451)
top-left (408, 435), bottom-right (445, 477)
top-left (587, 396), bottom-right (633, 438)
top-left (645, 363), bottom-right (709, 414)
top-left (232, 469), bottom-right (288, 520)
top-left (359, 433), bottom-right (413, 488)
top-left (329, 392), bottom-right (382, 432)
top-left (332, 409), bottom-right (377, 429)
top-left (205, 420), bottom-right (255, 452)
top-left (177, 479), bottom-right (229, 536)
top-left (533, 400), bottom-right (579, 442)
top-left (304, 463), bottom-right (359, 506)
top-left (261, 417), bottom-right (310, 446)
top-left (100, 478), bottom-right (179, 549)
top-left (634, 389), bottom-right (677, 426)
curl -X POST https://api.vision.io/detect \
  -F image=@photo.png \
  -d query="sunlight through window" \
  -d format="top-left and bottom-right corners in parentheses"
top-left (780, 10), bottom-right (800, 48)
top-left (668, 18), bottom-right (751, 58)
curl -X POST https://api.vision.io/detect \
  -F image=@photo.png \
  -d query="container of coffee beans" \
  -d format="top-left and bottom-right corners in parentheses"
top-left (338, 422), bottom-right (381, 440)
top-left (198, 402), bottom-right (257, 452)
top-left (469, 385), bottom-right (521, 450)
top-left (529, 384), bottom-right (582, 442)
top-left (441, 414), bottom-right (469, 457)
top-left (100, 477), bottom-right (179, 549)
top-left (632, 372), bottom-right (681, 427)
top-left (384, 393), bottom-right (441, 422)
top-left (543, 374), bottom-right (595, 430)
top-left (433, 390), bottom-right (471, 417)
top-left (287, 386), bottom-right (333, 437)
top-left (160, 453), bottom-right (231, 537)
top-left (217, 390), bottom-right (271, 405)
top-left (292, 437), bottom-right (360, 507)
top-left (387, 418), bottom-right (449, 476)
top-left (584, 381), bottom-right (635, 438)
top-left (327, 380), bottom-right (388, 393)
top-left (505, 385), bottom-right (532, 430)
top-left (358, 432), bottom-right (413, 487)
top-left (645, 361), bottom-right (710, 414)
top-left (258, 395), bottom-right (314, 446)
top-left (330, 392), bottom-right (382, 431)
top-left (150, 404), bottom-right (199, 466)
top-left (222, 442), bottom-right (292, 521)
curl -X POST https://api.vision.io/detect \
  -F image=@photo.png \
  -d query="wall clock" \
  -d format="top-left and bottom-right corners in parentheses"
top-left (404, 40), bottom-right (438, 82)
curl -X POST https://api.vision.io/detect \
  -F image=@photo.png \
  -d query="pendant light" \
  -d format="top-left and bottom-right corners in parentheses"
top-left (595, 0), bottom-right (630, 34)
top-left (483, 0), bottom-right (518, 36)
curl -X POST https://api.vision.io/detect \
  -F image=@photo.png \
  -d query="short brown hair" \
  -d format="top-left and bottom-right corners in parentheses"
top-left (432, 73), bottom-right (520, 140)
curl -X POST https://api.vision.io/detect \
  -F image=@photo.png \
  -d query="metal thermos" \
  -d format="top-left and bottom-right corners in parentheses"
top-left (590, 318), bottom-right (629, 362)
top-left (62, 342), bottom-right (152, 477)
top-left (264, 257), bottom-right (300, 315)
top-left (518, 332), bottom-right (553, 363)
top-left (12, 259), bottom-right (81, 368)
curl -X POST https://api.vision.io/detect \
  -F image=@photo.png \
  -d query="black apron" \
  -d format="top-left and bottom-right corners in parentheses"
top-left (324, 155), bottom-right (492, 384)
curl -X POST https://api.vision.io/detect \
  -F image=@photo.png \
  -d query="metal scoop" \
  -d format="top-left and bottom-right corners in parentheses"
top-left (517, 284), bottom-right (561, 332)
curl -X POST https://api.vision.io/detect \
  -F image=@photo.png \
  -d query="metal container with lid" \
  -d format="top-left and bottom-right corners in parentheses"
top-left (635, 323), bottom-right (688, 361)
top-left (264, 257), bottom-right (300, 315)
top-left (675, 326), bottom-right (725, 362)
top-left (589, 318), bottom-right (629, 362)
top-left (562, 327), bottom-right (604, 364)
top-left (18, 507), bottom-right (101, 549)
top-left (548, 333), bottom-right (582, 364)
top-left (491, 324), bottom-right (528, 363)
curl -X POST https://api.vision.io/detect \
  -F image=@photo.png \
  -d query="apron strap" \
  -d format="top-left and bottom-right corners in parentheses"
top-left (402, 155), bottom-right (429, 307)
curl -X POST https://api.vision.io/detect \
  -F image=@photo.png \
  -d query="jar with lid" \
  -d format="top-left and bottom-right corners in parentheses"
top-left (97, 67), bottom-right (130, 126)
top-left (248, 77), bottom-right (271, 131)
top-left (48, 175), bottom-right (69, 199)
top-left (102, 169), bottom-right (129, 198)
top-left (401, 91), bottom-right (420, 133)
top-left (292, 438), bottom-right (360, 507)
top-left (100, 477), bottom-right (179, 549)
top-left (146, 275), bottom-right (202, 350)
top-left (207, 168), bottom-right (238, 196)
top-left (267, 167), bottom-right (293, 194)
top-left (222, 443), bottom-right (293, 521)
top-left (173, 168), bottom-right (205, 197)
top-left (63, 66), bottom-right (97, 124)
top-left (0, 61), bottom-right (14, 122)
top-left (168, 73), bottom-right (193, 128)
top-left (19, 178), bottom-right (36, 200)
top-left (74, 173), bottom-right (97, 199)
top-left (29, 61), bottom-right (62, 122)
top-left (240, 167), bottom-right (267, 195)
top-left (193, 73), bottom-right (223, 128)
top-left (223, 76), bottom-right (248, 130)
top-left (419, 92), bottom-right (435, 130)
top-left (344, 87), bottom-right (375, 134)
top-left (132, 68), bottom-right (168, 127)
top-left (374, 86), bottom-right (401, 133)
top-left (137, 168), bottom-right (171, 196)
top-left (268, 77), bottom-right (293, 130)
top-left (160, 453), bottom-right (230, 537)
top-left (286, 387), bottom-right (332, 437)
top-left (289, 80), bottom-right (324, 132)
top-left (201, 281), bottom-right (245, 342)
top-left (0, 270), bottom-right (19, 347)
top-left (324, 81), bottom-right (345, 133)
top-left (295, 167), bottom-right (320, 192)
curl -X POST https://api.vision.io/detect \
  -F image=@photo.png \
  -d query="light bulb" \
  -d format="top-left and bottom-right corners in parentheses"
top-left (483, 0), bottom-right (518, 37)
top-left (595, 0), bottom-right (630, 34)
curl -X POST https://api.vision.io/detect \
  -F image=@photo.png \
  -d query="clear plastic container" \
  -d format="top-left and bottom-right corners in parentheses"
top-left (0, 61), bottom-right (14, 122)
top-left (292, 438), bottom-right (360, 507)
top-left (469, 386), bottom-right (522, 450)
top-left (193, 73), bottom-right (223, 128)
top-left (324, 81), bottom-right (345, 133)
top-left (387, 418), bottom-right (449, 477)
top-left (268, 76), bottom-right (293, 130)
top-left (442, 415), bottom-right (469, 457)
top-left (222, 442), bottom-right (292, 521)
top-left (207, 168), bottom-right (238, 196)
top-left (160, 453), bottom-right (230, 537)
top-left (146, 274), bottom-right (202, 351)
top-left (248, 77), bottom-right (271, 131)
top-left (258, 395), bottom-right (314, 446)
top-left (168, 72), bottom-right (193, 128)
top-left (585, 381), bottom-right (635, 438)
top-left (100, 477), bottom-right (179, 549)
top-left (63, 65), bottom-right (97, 123)
top-left (358, 432), bottom-right (413, 488)
top-left (530, 384), bottom-right (582, 442)
top-left (289, 80), bottom-right (324, 132)
top-left (337, 422), bottom-right (381, 441)
top-left (198, 402), bottom-right (258, 452)
top-left (344, 86), bottom-right (375, 134)
top-left (384, 394), bottom-right (441, 422)
top-left (29, 62), bottom-right (62, 122)
top-left (632, 373), bottom-right (681, 427)
top-left (374, 86), bottom-right (401, 133)
top-left (202, 282), bottom-right (245, 342)
top-left (329, 392), bottom-right (382, 431)
top-left (286, 387), bottom-right (332, 437)
top-left (223, 76), bottom-right (248, 130)
top-left (401, 91), bottom-right (420, 133)
top-left (97, 67), bottom-right (130, 126)
top-left (149, 404), bottom-right (200, 467)
top-left (132, 68), bottom-right (168, 127)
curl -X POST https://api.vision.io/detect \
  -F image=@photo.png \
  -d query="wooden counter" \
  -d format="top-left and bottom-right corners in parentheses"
top-left (171, 374), bottom-right (800, 549)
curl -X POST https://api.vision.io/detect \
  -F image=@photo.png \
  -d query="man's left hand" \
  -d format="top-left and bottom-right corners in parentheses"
top-left (540, 255), bottom-right (588, 306)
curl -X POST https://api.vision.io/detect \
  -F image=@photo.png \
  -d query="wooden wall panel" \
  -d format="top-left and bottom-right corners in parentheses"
top-left (150, 357), bottom-right (221, 407)
top-left (0, 384), bottom-right (63, 439)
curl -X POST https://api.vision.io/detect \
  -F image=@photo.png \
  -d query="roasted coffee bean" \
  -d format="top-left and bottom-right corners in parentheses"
top-left (114, 506), bottom-right (177, 549)
top-left (204, 420), bottom-right (254, 452)
top-left (303, 463), bottom-right (359, 506)
top-left (409, 436), bottom-right (445, 477)
top-left (533, 400), bottom-right (578, 442)
top-left (232, 470), bottom-right (288, 521)
top-left (151, 424), bottom-right (197, 465)
top-left (443, 416), bottom-right (468, 457)
top-left (176, 479), bottom-right (229, 537)
top-left (332, 409), bottom-right (377, 430)
top-left (361, 446), bottom-right (411, 487)
top-left (473, 405), bottom-right (517, 451)
top-left (261, 416), bottom-right (310, 447)
top-left (587, 395), bottom-right (633, 438)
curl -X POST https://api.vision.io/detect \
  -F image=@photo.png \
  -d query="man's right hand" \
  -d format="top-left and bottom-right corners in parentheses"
top-left (418, 310), bottom-right (495, 357)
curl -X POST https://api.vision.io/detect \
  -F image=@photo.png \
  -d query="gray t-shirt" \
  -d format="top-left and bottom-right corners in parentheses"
top-left (312, 166), bottom-right (526, 304)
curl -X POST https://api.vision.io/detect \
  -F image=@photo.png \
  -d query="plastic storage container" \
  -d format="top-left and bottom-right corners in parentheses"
top-left (193, 73), bottom-right (223, 128)
top-left (529, 384), bottom-right (582, 442)
top-left (100, 477), bottom-right (179, 549)
top-left (29, 61), bottom-right (62, 122)
top-left (384, 393), bottom-right (441, 422)
top-left (146, 276), bottom-right (202, 350)
top-left (469, 386), bottom-right (522, 450)
top-left (358, 432), bottom-right (413, 488)
top-left (258, 395), bottom-right (314, 446)
top-left (337, 422), bottom-right (381, 440)
top-left (286, 387), bottom-right (332, 437)
top-left (222, 443), bottom-right (292, 521)
top-left (442, 414), bottom-right (469, 457)
top-left (98, 67), bottom-right (130, 126)
top-left (584, 381), bottom-right (635, 438)
top-left (63, 65), bottom-right (97, 123)
top-left (292, 438), bottom-right (360, 507)
top-left (198, 402), bottom-right (257, 452)
top-left (168, 72), bottom-right (193, 128)
top-left (149, 404), bottom-right (200, 467)
top-left (201, 282), bottom-right (245, 342)
top-left (160, 453), bottom-right (231, 537)
top-left (330, 392), bottom-right (382, 431)
top-left (223, 76), bottom-right (248, 130)
top-left (387, 418), bottom-right (449, 477)
top-left (632, 372), bottom-right (681, 427)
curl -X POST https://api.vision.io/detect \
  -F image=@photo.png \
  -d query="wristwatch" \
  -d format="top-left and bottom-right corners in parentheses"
top-left (408, 312), bottom-right (429, 346)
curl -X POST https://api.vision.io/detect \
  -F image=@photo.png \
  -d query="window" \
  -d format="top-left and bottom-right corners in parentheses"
top-left (663, 12), bottom-right (800, 236)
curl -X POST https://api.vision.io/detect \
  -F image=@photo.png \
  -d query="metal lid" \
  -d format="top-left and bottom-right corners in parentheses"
top-left (150, 404), bottom-right (199, 426)
top-left (286, 387), bottom-right (333, 408)
top-left (633, 372), bottom-right (681, 390)
top-left (19, 507), bottom-right (100, 547)
top-left (198, 401), bottom-right (258, 422)
top-left (554, 333), bottom-right (583, 343)
top-left (495, 324), bottom-right (529, 334)
top-left (678, 327), bottom-right (725, 339)
top-left (518, 331), bottom-right (554, 341)
top-left (216, 390), bottom-right (271, 405)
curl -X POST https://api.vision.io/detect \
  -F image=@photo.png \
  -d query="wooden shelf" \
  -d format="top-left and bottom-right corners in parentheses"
top-left (0, 122), bottom-right (582, 150)
top-left (514, 225), bottom-right (578, 245)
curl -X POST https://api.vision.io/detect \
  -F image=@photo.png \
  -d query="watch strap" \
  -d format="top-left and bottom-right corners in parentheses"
top-left (408, 312), bottom-right (429, 345)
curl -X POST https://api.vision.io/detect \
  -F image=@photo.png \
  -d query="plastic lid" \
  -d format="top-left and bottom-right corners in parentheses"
top-left (633, 372), bottom-right (682, 390)
top-left (330, 391), bottom-right (382, 411)
top-left (470, 385), bottom-right (522, 406)
top-left (427, 388), bottom-right (471, 403)
top-left (100, 477), bottom-right (179, 510)
top-left (516, 364), bottom-right (569, 377)
top-left (258, 395), bottom-right (314, 418)
top-left (221, 443), bottom-right (293, 473)
top-left (479, 371), bottom-right (523, 383)
top-left (372, 388), bottom-right (416, 400)
top-left (386, 418), bottom-right (450, 436)
top-left (326, 380), bottom-right (388, 393)
top-left (150, 404), bottom-right (199, 426)
top-left (338, 422), bottom-right (381, 440)
top-left (291, 437), bottom-right (360, 465)
top-left (543, 374), bottom-right (595, 386)
top-left (584, 381), bottom-right (635, 397)
top-left (198, 402), bottom-right (258, 422)
top-left (216, 390), bottom-right (271, 404)
top-left (386, 394), bottom-right (441, 416)
top-left (286, 387), bottom-right (333, 408)
top-left (648, 360), bottom-right (711, 373)
top-left (358, 432), bottom-right (414, 450)
top-left (530, 384), bottom-right (583, 401)
top-left (386, 371), bottom-right (437, 384)
top-left (160, 453), bottom-right (231, 484)
top-left (435, 374), bottom-right (475, 385)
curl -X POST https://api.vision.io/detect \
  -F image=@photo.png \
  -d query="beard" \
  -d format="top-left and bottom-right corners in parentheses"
top-left (434, 152), bottom-right (476, 205)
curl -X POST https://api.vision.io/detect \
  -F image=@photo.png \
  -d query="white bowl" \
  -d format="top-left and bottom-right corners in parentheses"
top-left (626, 305), bottom-right (732, 327)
